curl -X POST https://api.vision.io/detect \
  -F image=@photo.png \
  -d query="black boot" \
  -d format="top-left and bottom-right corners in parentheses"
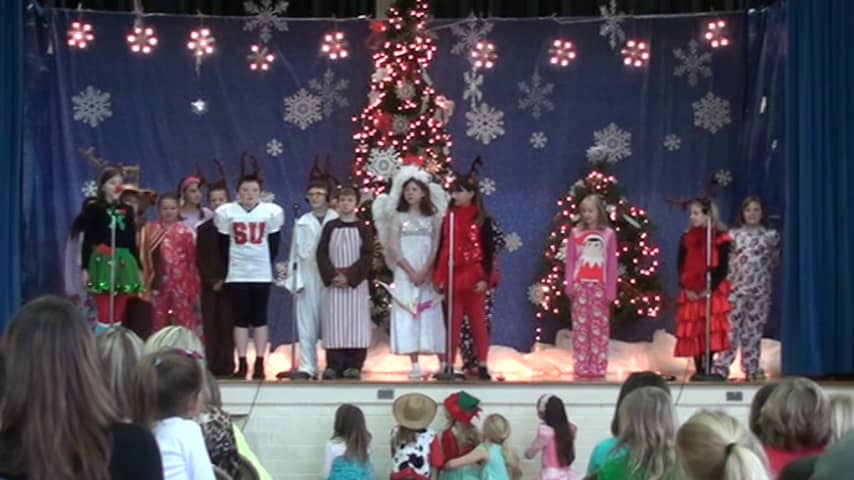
top-left (478, 365), bottom-right (492, 381)
top-left (252, 357), bottom-right (265, 380)
top-left (233, 357), bottom-right (248, 379)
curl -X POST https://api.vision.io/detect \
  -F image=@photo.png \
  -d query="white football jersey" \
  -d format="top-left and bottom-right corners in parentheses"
top-left (215, 201), bottom-right (285, 283)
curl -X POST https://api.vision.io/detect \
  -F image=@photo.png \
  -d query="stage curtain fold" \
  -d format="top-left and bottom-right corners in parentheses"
top-left (783, 0), bottom-right (854, 376)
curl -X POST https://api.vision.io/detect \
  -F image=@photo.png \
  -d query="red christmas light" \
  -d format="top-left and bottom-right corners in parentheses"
top-left (321, 31), bottom-right (350, 60)
top-left (67, 21), bottom-right (94, 49)
top-left (704, 19), bottom-right (731, 48)
top-left (127, 25), bottom-right (158, 54)
top-left (248, 44), bottom-right (275, 71)
top-left (187, 28), bottom-right (215, 57)
top-left (471, 40), bottom-right (498, 69)
top-left (621, 40), bottom-right (650, 68)
top-left (548, 39), bottom-right (577, 67)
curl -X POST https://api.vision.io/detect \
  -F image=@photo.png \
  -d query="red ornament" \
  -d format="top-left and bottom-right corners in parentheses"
top-left (374, 112), bottom-right (393, 132)
top-left (366, 20), bottom-right (388, 50)
top-left (402, 153), bottom-right (424, 167)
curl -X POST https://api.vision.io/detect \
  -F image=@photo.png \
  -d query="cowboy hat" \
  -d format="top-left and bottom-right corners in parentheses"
top-left (393, 393), bottom-right (438, 430)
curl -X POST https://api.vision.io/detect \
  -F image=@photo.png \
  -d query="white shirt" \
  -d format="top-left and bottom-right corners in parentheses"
top-left (321, 438), bottom-right (347, 479)
top-left (215, 201), bottom-right (285, 283)
top-left (153, 417), bottom-right (215, 480)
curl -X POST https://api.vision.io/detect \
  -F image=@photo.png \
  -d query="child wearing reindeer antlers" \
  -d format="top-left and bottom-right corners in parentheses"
top-left (279, 158), bottom-right (339, 381)
top-left (197, 160), bottom-right (235, 377)
top-left (215, 154), bottom-right (284, 380)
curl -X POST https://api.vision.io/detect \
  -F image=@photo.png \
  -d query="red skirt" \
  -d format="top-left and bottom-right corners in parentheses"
top-left (674, 282), bottom-right (732, 357)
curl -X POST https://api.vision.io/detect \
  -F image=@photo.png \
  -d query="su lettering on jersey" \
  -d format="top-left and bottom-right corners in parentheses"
top-left (233, 222), bottom-right (267, 245)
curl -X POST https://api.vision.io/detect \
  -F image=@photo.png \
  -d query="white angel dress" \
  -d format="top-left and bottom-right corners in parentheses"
top-left (373, 166), bottom-right (448, 356)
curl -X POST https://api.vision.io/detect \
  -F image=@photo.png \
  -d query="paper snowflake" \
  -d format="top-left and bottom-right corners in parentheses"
top-left (479, 177), bottom-right (496, 196)
top-left (692, 92), bottom-right (731, 134)
top-left (366, 147), bottom-right (400, 179)
top-left (663, 134), bottom-right (682, 152)
top-left (450, 14), bottom-right (494, 57)
top-left (191, 99), bottom-right (208, 116)
top-left (371, 67), bottom-right (391, 84)
top-left (591, 122), bottom-right (632, 163)
top-left (530, 131), bottom-right (548, 149)
top-left (308, 67), bottom-right (349, 118)
top-left (266, 138), bottom-right (283, 157)
top-left (81, 180), bottom-right (97, 197)
top-left (395, 81), bottom-right (415, 101)
top-left (586, 145), bottom-right (609, 164)
top-left (599, 0), bottom-right (626, 51)
top-left (392, 115), bottom-right (410, 135)
top-left (715, 169), bottom-right (733, 186)
top-left (518, 69), bottom-right (555, 120)
top-left (504, 232), bottom-right (523, 253)
top-left (462, 69), bottom-right (484, 109)
top-left (283, 88), bottom-right (322, 130)
top-left (243, 0), bottom-right (289, 43)
top-left (527, 283), bottom-right (546, 306)
top-left (465, 102), bottom-right (505, 145)
top-left (673, 39), bottom-right (712, 87)
top-left (72, 86), bottom-right (112, 128)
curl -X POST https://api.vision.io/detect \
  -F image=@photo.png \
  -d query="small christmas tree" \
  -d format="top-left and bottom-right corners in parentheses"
top-left (352, 0), bottom-right (455, 195)
top-left (352, 0), bottom-right (455, 328)
top-left (531, 164), bottom-right (665, 342)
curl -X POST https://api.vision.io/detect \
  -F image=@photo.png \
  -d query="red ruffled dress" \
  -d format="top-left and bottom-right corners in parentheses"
top-left (674, 226), bottom-right (733, 357)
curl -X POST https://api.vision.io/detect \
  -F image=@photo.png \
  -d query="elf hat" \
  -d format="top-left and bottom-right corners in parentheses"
top-left (393, 393), bottom-right (438, 430)
top-left (444, 391), bottom-right (482, 425)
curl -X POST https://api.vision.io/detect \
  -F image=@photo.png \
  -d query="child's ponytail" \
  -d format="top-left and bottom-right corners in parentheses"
top-left (722, 443), bottom-right (771, 480)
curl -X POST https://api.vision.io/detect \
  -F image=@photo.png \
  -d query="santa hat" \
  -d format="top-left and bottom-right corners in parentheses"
top-left (443, 391), bottom-right (482, 425)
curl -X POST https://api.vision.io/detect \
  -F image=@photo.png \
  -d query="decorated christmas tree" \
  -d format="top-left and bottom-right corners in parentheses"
top-left (531, 158), bottom-right (665, 342)
top-left (352, 0), bottom-right (455, 195)
top-left (352, 0), bottom-right (456, 328)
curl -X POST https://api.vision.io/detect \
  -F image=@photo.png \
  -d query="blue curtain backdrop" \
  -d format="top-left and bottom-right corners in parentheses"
top-left (0, 2), bottom-right (24, 330)
top-left (23, 5), bottom-right (785, 351)
top-left (783, 0), bottom-right (854, 376)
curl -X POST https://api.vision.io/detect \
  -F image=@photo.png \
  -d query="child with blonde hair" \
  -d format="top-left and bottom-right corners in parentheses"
top-left (676, 410), bottom-right (771, 480)
top-left (565, 194), bottom-right (617, 378)
top-left (446, 414), bottom-right (522, 480)
top-left (439, 392), bottom-right (482, 480)
top-left (597, 386), bottom-right (677, 480)
top-left (96, 326), bottom-right (144, 420)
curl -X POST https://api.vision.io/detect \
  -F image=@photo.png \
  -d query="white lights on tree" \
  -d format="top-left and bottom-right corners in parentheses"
top-left (621, 40), bottom-right (650, 68)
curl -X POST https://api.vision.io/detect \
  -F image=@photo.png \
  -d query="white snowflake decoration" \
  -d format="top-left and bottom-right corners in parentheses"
top-left (692, 92), bottom-right (731, 134)
top-left (81, 180), bottom-right (97, 197)
top-left (518, 69), bottom-right (555, 120)
top-left (366, 147), bottom-right (400, 179)
top-left (462, 69), bottom-right (484, 109)
top-left (599, 0), bottom-right (626, 51)
top-left (663, 134), bottom-right (682, 151)
top-left (673, 40), bottom-right (712, 87)
top-left (392, 115), bottom-right (410, 135)
top-left (504, 232), bottom-right (523, 253)
top-left (479, 177), bottom-right (496, 196)
top-left (715, 169), bottom-right (733, 186)
top-left (530, 131), bottom-right (548, 149)
top-left (243, 0), bottom-right (289, 43)
top-left (260, 191), bottom-right (276, 203)
top-left (191, 99), bottom-right (208, 116)
top-left (527, 283), bottom-right (546, 306)
top-left (266, 138), bottom-right (283, 157)
top-left (555, 238), bottom-right (568, 261)
top-left (586, 145), bottom-right (609, 164)
top-left (395, 81), bottom-right (415, 101)
top-left (371, 67), bottom-right (391, 83)
top-left (450, 14), bottom-right (494, 58)
top-left (308, 68), bottom-right (349, 118)
top-left (465, 102), bottom-right (505, 145)
top-left (72, 86), bottom-right (112, 128)
top-left (283, 88), bottom-right (322, 130)
top-left (590, 123), bottom-right (632, 163)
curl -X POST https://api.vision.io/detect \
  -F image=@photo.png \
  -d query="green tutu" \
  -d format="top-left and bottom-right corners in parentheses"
top-left (87, 246), bottom-right (144, 294)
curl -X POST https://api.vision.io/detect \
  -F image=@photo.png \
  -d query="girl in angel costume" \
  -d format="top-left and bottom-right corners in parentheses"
top-left (373, 166), bottom-right (448, 380)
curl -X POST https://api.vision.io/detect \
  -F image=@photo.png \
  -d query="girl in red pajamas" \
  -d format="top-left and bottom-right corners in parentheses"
top-left (433, 160), bottom-right (500, 381)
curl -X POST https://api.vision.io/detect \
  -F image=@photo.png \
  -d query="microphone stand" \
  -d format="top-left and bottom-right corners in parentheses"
top-left (108, 207), bottom-right (118, 327)
top-left (436, 210), bottom-right (462, 381)
top-left (693, 214), bottom-right (719, 381)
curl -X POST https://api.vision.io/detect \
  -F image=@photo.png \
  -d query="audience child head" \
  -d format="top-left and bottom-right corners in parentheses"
top-left (611, 371), bottom-right (671, 437)
top-left (332, 404), bottom-right (372, 464)
top-left (749, 382), bottom-right (779, 438)
top-left (133, 349), bottom-right (205, 429)
top-left (443, 391), bottom-right (482, 451)
top-left (144, 325), bottom-right (219, 407)
top-left (758, 377), bottom-right (831, 451)
top-left (482, 413), bottom-right (522, 480)
top-left (676, 409), bottom-right (771, 480)
top-left (392, 392), bottom-right (438, 446)
top-left (615, 386), bottom-right (676, 480)
top-left (0, 295), bottom-right (117, 480)
top-left (540, 395), bottom-right (576, 467)
top-left (96, 326), bottom-right (144, 419)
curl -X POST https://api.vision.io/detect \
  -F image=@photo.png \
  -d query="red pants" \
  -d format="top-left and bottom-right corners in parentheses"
top-left (450, 291), bottom-right (489, 364)
top-left (93, 293), bottom-right (130, 327)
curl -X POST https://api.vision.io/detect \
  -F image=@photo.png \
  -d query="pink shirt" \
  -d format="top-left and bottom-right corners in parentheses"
top-left (525, 424), bottom-right (581, 480)
top-left (764, 445), bottom-right (825, 476)
top-left (565, 227), bottom-right (618, 301)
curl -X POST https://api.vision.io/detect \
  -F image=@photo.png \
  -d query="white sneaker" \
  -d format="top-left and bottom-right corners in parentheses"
top-left (409, 363), bottom-right (422, 380)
